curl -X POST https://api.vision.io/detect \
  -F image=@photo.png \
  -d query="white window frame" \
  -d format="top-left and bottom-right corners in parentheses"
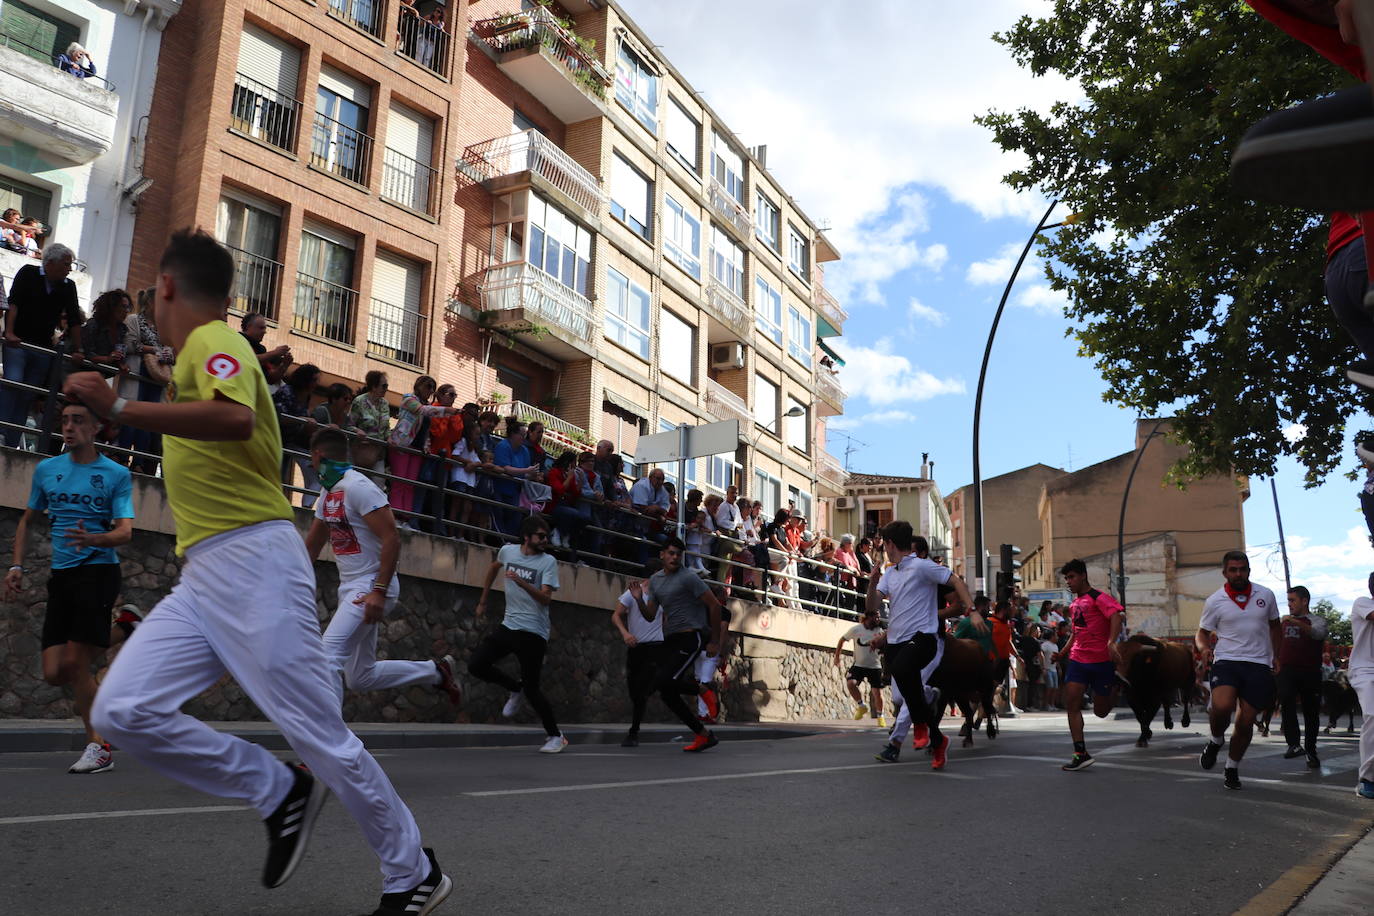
top-left (787, 306), bottom-right (813, 369)
top-left (755, 191), bottom-right (780, 252)
top-left (705, 454), bottom-right (737, 495)
top-left (605, 267), bottom-right (651, 359)
top-left (666, 96), bottom-right (699, 172)
top-left (709, 225), bottom-right (745, 297)
top-left (788, 223), bottom-right (810, 281)
top-left (658, 308), bottom-right (694, 385)
top-left (755, 275), bottom-right (782, 344)
top-left (610, 153), bottom-right (652, 240)
top-left (615, 42), bottom-right (658, 133)
top-left (711, 130), bottom-right (745, 203)
top-left (785, 396), bottom-right (808, 453)
top-left (753, 468), bottom-right (782, 518)
top-left (753, 374), bottom-right (778, 433)
top-left (663, 195), bottom-right (701, 280)
top-left (526, 194), bottom-right (592, 297)
top-left (658, 418), bottom-right (697, 487)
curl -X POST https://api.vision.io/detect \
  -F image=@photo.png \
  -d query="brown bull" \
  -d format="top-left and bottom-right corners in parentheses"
top-left (928, 635), bottom-right (999, 748)
top-left (1119, 634), bottom-right (1197, 747)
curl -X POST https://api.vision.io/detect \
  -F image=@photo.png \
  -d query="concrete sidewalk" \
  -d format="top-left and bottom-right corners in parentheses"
top-left (1290, 821), bottom-right (1374, 915)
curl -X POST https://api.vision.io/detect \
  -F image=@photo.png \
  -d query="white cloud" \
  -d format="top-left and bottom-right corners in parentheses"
top-left (831, 191), bottom-right (948, 304)
top-left (966, 243), bottom-right (1021, 286)
top-left (1248, 527), bottom-right (1374, 604)
top-left (1282, 424), bottom-right (1307, 444)
top-left (1016, 284), bottom-right (1069, 314)
top-left (832, 340), bottom-right (965, 406)
top-left (829, 409), bottom-right (918, 431)
top-left (907, 298), bottom-right (947, 327)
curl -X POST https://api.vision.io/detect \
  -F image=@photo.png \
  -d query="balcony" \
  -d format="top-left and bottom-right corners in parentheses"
top-left (479, 261), bottom-right (597, 361)
top-left (461, 129), bottom-right (606, 219)
top-left (327, 0), bottom-right (386, 40)
top-left (472, 8), bottom-right (612, 124)
top-left (294, 271), bottom-right (359, 345)
top-left (703, 276), bottom-right (752, 340)
top-left (816, 369), bottom-right (846, 416)
top-left (367, 297), bottom-right (426, 366)
top-left (704, 379), bottom-right (750, 427)
top-left (382, 148), bottom-right (439, 216)
top-left (813, 281), bottom-right (847, 336)
top-left (230, 73), bottom-right (302, 153)
top-left (816, 449), bottom-right (848, 494)
top-left (502, 400), bottom-right (589, 453)
top-left (397, 10), bottom-right (452, 78)
top-left (226, 244), bottom-right (285, 321)
top-left (0, 40), bottom-right (117, 165)
top-left (310, 112), bottom-right (374, 187)
top-left (708, 177), bottom-right (753, 240)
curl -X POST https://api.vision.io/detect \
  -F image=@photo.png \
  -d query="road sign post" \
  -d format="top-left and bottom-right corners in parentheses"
top-left (634, 419), bottom-right (741, 540)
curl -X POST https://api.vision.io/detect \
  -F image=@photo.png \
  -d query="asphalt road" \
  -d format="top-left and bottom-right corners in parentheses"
top-left (1, 714), bottom-right (1370, 916)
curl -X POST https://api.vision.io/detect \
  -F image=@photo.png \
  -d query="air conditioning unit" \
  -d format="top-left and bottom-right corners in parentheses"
top-left (835, 496), bottom-right (855, 510)
top-left (710, 342), bottom-right (745, 370)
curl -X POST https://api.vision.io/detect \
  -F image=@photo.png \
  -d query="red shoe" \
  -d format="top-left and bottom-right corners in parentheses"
top-left (912, 723), bottom-right (929, 750)
top-left (434, 655), bottom-right (464, 707)
top-left (702, 688), bottom-right (720, 721)
top-left (683, 732), bottom-right (719, 753)
top-left (930, 733), bottom-right (949, 770)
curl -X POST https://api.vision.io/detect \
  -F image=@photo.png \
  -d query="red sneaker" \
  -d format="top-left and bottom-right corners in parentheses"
top-left (683, 732), bottom-right (719, 753)
top-left (912, 723), bottom-right (929, 750)
top-left (434, 655), bottom-right (463, 707)
top-left (930, 733), bottom-right (949, 770)
top-left (702, 688), bottom-right (720, 721)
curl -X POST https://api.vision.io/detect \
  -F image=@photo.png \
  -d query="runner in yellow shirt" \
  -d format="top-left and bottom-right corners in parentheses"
top-left (64, 230), bottom-right (450, 916)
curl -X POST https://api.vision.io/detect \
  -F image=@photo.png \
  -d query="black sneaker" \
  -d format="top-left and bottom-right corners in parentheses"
top-left (1283, 745), bottom-right (1304, 759)
top-left (1199, 741), bottom-right (1221, 771)
top-left (364, 847), bottom-right (452, 916)
top-left (874, 742), bottom-right (900, 764)
top-left (1224, 767), bottom-right (1242, 790)
top-left (1307, 752), bottom-right (1321, 770)
top-left (262, 762), bottom-right (329, 888)
top-left (621, 732), bottom-right (639, 748)
top-left (1348, 360), bottom-right (1374, 393)
top-left (1061, 752), bottom-right (1094, 772)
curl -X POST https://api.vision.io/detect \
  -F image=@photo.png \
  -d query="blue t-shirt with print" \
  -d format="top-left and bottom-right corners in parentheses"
top-left (27, 454), bottom-right (134, 569)
top-left (492, 440), bottom-right (531, 500)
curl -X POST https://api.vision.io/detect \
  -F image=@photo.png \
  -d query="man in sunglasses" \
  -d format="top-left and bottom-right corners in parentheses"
top-left (471, 515), bottom-right (568, 753)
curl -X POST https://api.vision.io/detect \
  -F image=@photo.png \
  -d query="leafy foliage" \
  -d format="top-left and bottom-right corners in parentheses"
top-left (1313, 598), bottom-right (1352, 645)
top-left (980, 1), bottom-right (1364, 485)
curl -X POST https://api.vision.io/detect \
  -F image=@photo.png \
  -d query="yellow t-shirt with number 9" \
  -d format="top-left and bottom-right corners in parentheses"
top-left (162, 320), bottom-right (292, 554)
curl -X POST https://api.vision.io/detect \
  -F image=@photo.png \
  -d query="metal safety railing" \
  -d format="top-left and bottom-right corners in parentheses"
top-left (460, 129), bottom-right (607, 216)
top-left (381, 147), bottom-right (439, 216)
top-left (327, 0), bottom-right (386, 40)
top-left (310, 111), bottom-right (374, 186)
top-left (397, 11), bottom-right (452, 78)
top-left (0, 32), bottom-right (118, 92)
top-left (230, 72), bottom-right (301, 152)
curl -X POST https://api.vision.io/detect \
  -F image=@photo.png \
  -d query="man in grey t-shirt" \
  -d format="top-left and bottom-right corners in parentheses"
top-left (636, 537), bottom-right (724, 752)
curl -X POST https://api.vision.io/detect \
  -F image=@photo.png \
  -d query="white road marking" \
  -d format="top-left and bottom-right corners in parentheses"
top-left (0, 805), bottom-right (243, 826)
top-left (1006, 754), bottom-right (1362, 796)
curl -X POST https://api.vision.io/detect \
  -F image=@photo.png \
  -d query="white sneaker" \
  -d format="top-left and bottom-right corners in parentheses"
top-left (539, 734), bottom-right (569, 754)
top-left (69, 742), bottom-right (113, 774)
top-left (502, 691), bottom-right (523, 718)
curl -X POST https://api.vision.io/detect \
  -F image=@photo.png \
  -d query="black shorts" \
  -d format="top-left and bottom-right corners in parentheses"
top-left (1210, 660), bottom-right (1277, 711)
top-left (42, 563), bottom-right (121, 650)
top-left (847, 665), bottom-right (882, 688)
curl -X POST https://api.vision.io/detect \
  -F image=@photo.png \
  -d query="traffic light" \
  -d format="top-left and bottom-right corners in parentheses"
top-left (998, 543), bottom-right (1022, 602)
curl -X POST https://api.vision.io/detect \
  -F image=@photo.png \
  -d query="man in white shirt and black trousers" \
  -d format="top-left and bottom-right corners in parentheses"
top-left (1196, 550), bottom-right (1282, 791)
top-left (867, 521), bottom-right (975, 770)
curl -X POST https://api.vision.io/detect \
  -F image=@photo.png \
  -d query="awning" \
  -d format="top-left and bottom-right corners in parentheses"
top-left (603, 388), bottom-right (649, 418)
top-left (817, 338), bottom-right (845, 366)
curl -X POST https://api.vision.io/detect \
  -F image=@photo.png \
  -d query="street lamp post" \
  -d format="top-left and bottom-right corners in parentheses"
top-left (747, 404), bottom-right (807, 518)
top-left (971, 200), bottom-right (1071, 594)
top-left (1117, 419), bottom-right (1166, 606)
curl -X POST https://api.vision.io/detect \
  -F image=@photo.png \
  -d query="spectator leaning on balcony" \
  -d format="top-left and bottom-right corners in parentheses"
top-left (274, 363), bottom-right (322, 509)
top-left (117, 286), bottom-right (169, 474)
top-left (1, 244), bottom-right (82, 447)
top-left (630, 467), bottom-right (671, 561)
top-left (79, 289), bottom-right (131, 370)
top-left (56, 43), bottom-right (97, 79)
top-left (349, 370), bottom-right (391, 481)
top-left (1, 209), bottom-right (25, 252)
top-left (388, 375), bottom-right (454, 525)
top-left (19, 218), bottom-right (43, 257)
top-left (492, 421), bottom-right (537, 536)
top-left (239, 311), bottom-right (289, 371)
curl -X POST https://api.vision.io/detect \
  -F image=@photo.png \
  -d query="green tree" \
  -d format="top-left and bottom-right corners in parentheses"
top-left (979, 1), bottom-right (1363, 485)
top-left (1312, 598), bottom-right (1352, 645)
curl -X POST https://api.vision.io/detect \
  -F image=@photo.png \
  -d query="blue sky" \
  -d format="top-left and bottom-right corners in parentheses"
top-left (619, 0), bottom-right (1374, 607)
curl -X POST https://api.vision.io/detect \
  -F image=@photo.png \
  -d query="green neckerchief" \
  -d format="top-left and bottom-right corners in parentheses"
top-left (319, 458), bottom-right (352, 490)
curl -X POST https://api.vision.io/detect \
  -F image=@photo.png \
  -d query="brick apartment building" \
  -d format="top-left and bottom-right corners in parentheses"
top-left (124, 0), bottom-right (849, 522)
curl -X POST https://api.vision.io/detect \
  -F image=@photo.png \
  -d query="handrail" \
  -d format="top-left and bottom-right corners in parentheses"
top-left (479, 261), bottom-right (596, 344)
top-left (326, 0), bottom-right (386, 40)
top-left (381, 147), bottom-right (439, 216)
top-left (708, 176), bottom-right (753, 238)
top-left (816, 369), bottom-right (846, 407)
top-left (460, 129), bottom-right (607, 215)
top-left (0, 33), bottom-right (117, 91)
top-left (397, 12), bottom-right (452, 77)
top-left (225, 243), bottom-right (285, 321)
top-left (310, 110), bottom-right (374, 185)
top-left (812, 281), bottom-right (848, 327)
top-left (230, 72), bottom-right (301, 152)
top-left (294, 271), bottom-right (358, 344)
top-left (366, 296), bottom-right (425, 366)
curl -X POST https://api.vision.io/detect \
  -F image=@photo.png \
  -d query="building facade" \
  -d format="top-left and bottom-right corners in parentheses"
top-left (837, 468), bottom-right (952, 562)
top-left (946, 462), bottom-right (1063, 587)
top-left (124, 0), bottom-right (849, 521)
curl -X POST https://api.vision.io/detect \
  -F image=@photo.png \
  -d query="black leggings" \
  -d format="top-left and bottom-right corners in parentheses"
top-left (657, 630), bottom-right (708, 735)
top-left (887, 634), bottom-right (940, 737)
top-left (469, 625), bottom-right (560, 737)
top-left (626, 642), bottom-right (664, 733)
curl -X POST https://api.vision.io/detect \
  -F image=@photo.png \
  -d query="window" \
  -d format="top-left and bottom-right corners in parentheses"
top-left (605, 267), bottom-right (651, 359)
top-left (602, 401), bottom-right (642, 467)
top-left (753, 468), bottom-right (781, 518)
top-left (610, 153), bottom-right (651, 240)
top-left (791, 487), bottom-right (813, 522)
top-left (787, 306), bottom-right (813, 368)
top-left (788, 223), bottom-right (811, 281)
top-left (368, 251), bottom-right (426, 366)
top-left (217, 192), bottom-right (283, 317)
top-left (663, 196), bottom-right (701, 279)
top-left (496, 363), bottom-right (533, 405)
top-left (295, 225), bottom-right (357, 343)
top-left (705, 454), bottom-right (736, 494)
top-left (313, 68), bottom-right (371, 184)
top-left (658, 309), bottom-right (694, 385)
top-left (513, 109), bottom-right (542, 134)
top-left (666, 98), bottom-right (699, 171)
top-left (753, 375), bottom-right (778, 432)
top-left (1, 1), bottom-right (80, 64)
top-left (232, 24), bottom-right (301, 150)
top-left (615, 43), bottom-right (658, 132)
top-left (711, 131), bottom-right (744, 203)
top-left (785, 397), bottom-right (808, 453)
top-left (382, 101), bottom-right (435, 214)
top-left (327, 0), bottom-right (382, 37)
top-left (754, 276), bottom-right (782, 344)
top-left (0, 174), bottom-right (52, 230)
top-left (527, 195), bottom-right (591, 296)
top-left (658, 419), bottom-right (697, 488)
top-left (755, 192), bottom-right (780, 252)
top-left (709, 226), bottom-right (744, 298)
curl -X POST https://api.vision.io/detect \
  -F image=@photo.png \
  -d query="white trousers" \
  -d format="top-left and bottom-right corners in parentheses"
top-left (888, 638), bottom-right (944, 744)
top-left (92, 521), bottom-right (428, 893)
top-left (1351, 671), bottom-right (1374, 783)
top-left (322, 576), bottom-right (436, 705)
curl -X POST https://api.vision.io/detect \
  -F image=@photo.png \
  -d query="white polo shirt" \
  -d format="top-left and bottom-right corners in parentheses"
top-left (1350, 596), bottom-right (1374, 676)
top-left (877, 552), bottom-right (951, 643)
top-left (1200, 582), bottom-right (1281, 665)
top-left (620, 589), bottom-right (663, 644)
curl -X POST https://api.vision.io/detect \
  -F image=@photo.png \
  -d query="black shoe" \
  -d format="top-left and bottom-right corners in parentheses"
top-left (262, 762), bottom-right (329, 888)
top-left (875, 742), bottom-right (900, 764)
top-left (1061, 752), bottom-right (1094, 772)
top-left (621, 732), bottom-right (639, 748)
top-left (1283, 745), bottom-right (1304, 759)
top-left (1224, 767), bottom-right (1242, 790)
top-left (1199, 741), bottom-right (1221, 771)
top-left (1348, 360), bottom-right (1374, 393)
top-left (364, 847), bottom-right (452, 916)
top-left (1307, 752), bottom-right (1321, 770)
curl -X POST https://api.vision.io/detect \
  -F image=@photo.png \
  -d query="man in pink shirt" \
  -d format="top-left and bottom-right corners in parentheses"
top-left (1053, 558), bottom-right (1125, 771)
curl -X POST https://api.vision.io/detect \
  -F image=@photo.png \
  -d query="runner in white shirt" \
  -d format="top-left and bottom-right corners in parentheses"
top-left (304, 429), bottom-right (462, 708)
top-left (1195, 550), bottom-right (1281, 791)
top-left (1348, 574), bottom-right (1374, 799)
top-left (834, 607), bottom-right (887, 724)
top-left (611, 566), bottom-right (664, 747)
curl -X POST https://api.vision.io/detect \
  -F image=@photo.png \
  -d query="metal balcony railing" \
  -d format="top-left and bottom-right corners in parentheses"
top-left (709, 177), bottom-right (753, 239)
top-left (397, 11), bottom-right (451, 77)
top-left (460, 129), bottom-right (607, 215)
top-left (230, 73), bottom-right (301, 152)
top-left (503, 400), bottom-right (588, 452)
top-left (817, 449), bottom-right (847, 488)
top-left (225, 244), bottom-right (284, 320)
top-left (310, 111), bottom-right (374, 186)
top-left (705, 379), bottom-right (750, 426)
top-left (1, 32), bottom-right (118, 91)
top-left (479, 261), bottom-right (595, 345)
top-left (367, 296), bottom-right (425, 366)
top-left (294, 271), bottom-right (358, 344)
top-left (327, 0), bottom-right (386, 40)
top-left (704, 274), bottom-right (751, 339)
top-left (812, 281), bottom-right (848, 329)
top-left (381, 148), bottom-right (439, 216)
top-left (816, 369), bottom-right (846, 409)
top-left (472, 7), bottom-right (612, 98)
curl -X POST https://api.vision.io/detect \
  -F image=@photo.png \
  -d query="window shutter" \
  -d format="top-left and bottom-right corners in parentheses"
top-left (385, 102), bottom-right (434, 166)
top-left (317, 66), bottom-right (369, 106)
top-left (371, 251), bottom-right (423, 312)
top-left (237, 24), bottom-right (299, 97)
